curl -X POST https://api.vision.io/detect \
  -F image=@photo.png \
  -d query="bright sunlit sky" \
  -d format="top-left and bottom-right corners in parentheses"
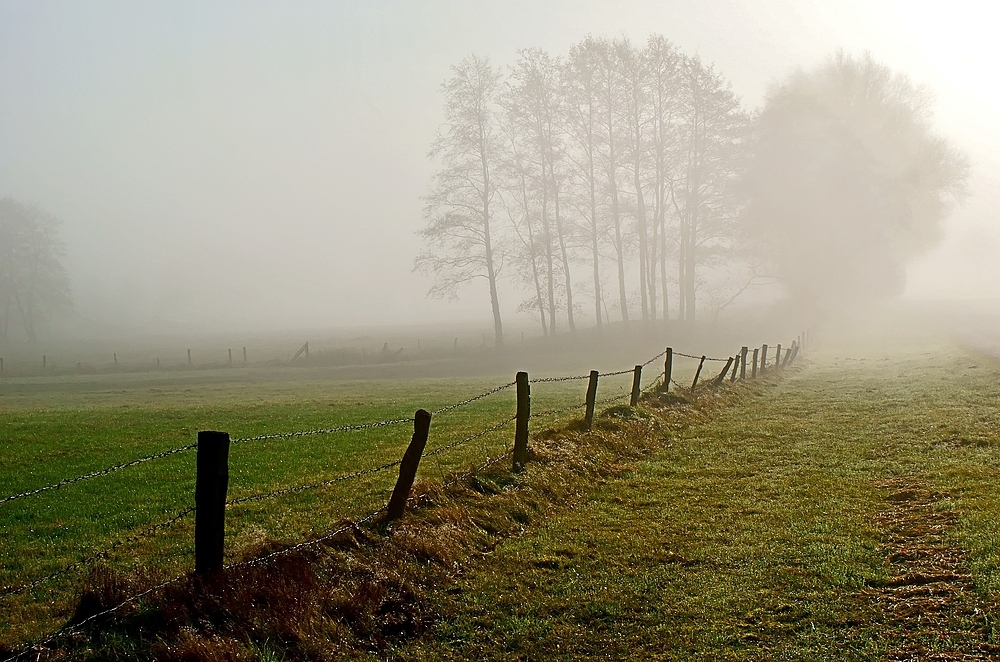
top-left (0, 0), bottom-right (998, 334)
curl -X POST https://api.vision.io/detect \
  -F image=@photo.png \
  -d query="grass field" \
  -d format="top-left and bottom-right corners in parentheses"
top-left (1, 345), bottom-right (672, 649)
top-left (383, 339), bottom-right (1000, 660)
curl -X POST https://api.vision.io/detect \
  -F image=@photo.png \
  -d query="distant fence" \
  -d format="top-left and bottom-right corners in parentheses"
top-left (0, 332), bottom-right (808, 658)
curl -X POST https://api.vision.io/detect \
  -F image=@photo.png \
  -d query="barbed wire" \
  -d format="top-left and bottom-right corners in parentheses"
top-left (600, 367), bottom-right (636, 377)
top-left (530, 374), bottom-right (590, 383)
top-left (224, 508), bottom-right (384, 574)
top-left (423, 416), bottom-right (516, 459)
top-left (441, 449), bottom-right (513, 489)
top-left (231, 417), bottom-right (413, 444)
top-left (0, 443), bottom-right (198, 507)
top-left (227, 458), bottom-right (404, 508)
top-left (1, 506), bottom-right (195, 599)
top-left (533, 401), bottom-right (588, 418)
top-left (673, 351), bottom-right (728, 362)
top-left (431, 381), bottom-right (516, 415)
top-left (641, 349), bottom-right (668, 367)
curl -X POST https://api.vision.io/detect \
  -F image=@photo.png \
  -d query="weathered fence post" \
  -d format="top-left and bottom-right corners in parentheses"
top-left (691, 356), bottom-right (706, 391)
top-left (195, 431), bottom-right (230, 575)
top-left (113, 353), bottom-right (118, 366)
top-left (187, 349), bottom-right (192, 365)
top-left (630, 365), bottom-right (642, 407)
top-left (760, 344), bottom-right (768, 373)
top-left (156, 358), bottom-right (160, 369)
top-left (713, 357), bottom-right (734, 387)
top-left (789, 342), bottom-right (800, 365)
top-left (730, 355), bottom-right (740, 382)
top-left (512, 372), bottom-right (530, 471)
top-left (664, 348), bottom-right (673, 392)
top-left (385, 409), bottom-right (432, 521)
top-left (228, 349), bottom-right (232, 365)
top-left (584, 370), bottom-right (599, 431)
top-left (42, 354), bottom-right (46, 368)
top-left (740, 347), bottom-right (748, 380)
top-left (242, 346), bottom-right (247, 363)
top-left (0, 357), bottom-right (4, 375)
top-left (775, 344), bottom-right (782, 369)
top-left (752, 348), bottom-right (759, 379)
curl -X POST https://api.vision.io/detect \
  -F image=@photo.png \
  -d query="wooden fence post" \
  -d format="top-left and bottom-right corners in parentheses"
top-left (783, 342), bottom-right (795, 367)
top-left (775, 344), bottom-right (782, 369)
top-left (752, 348), bottom-right (759, 379)
top-left (243, 346), bottom-right (247, 363)
top-left (385, 410), bottom-right (432, 521)
top-left (228, 349), bottom-right (232, 365)
top-left (713, 357), bottom-right (734, 387)
top-left (760, 345), bottom-right (768, 373)
top-left (195, 431), bottom-right (230, 575)
top-left (740, 347), bottom-right (748, 380)
top-left (1, 357), bottom-right (3, 375)
top-left (788, 342), bottom-right (800, 365)
top-left (42, 354), bottom-right (46, 368)
top-left (584, 370), bottom-right (599, 431)
top-left (113, 353), bottom-right (118, 366)
top-left (512, 372), bottom-right (530, 471)
top-left (730, 354), bottom-right (740, 382)
top-left (187, 349), bottom-right (192, 365)
top-left (691, 356), bottom-right (706, 391)
top-left (664, 348), bottom-right (673, 392)
top-left (630, 365), bottom-right (642, 406)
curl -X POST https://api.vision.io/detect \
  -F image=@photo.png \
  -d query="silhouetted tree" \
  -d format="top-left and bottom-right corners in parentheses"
top-left (744, 51), bottom-right (968, 310)
top-left (0, 198), bottom-right (71, 344)
top-left (416, 55), bottom-right (507, 346)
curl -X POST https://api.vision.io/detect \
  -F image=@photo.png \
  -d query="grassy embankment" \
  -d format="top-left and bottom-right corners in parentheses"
top-left (389, 341), bottom-right (1000, 660)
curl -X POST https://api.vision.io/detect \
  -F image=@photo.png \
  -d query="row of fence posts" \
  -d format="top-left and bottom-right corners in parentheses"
top-left (192, 337), bottom-right (805, 574)
top-left (0, 347), bottom-right (257, 375)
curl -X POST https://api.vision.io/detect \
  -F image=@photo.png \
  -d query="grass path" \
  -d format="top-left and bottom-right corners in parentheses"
top-left (389, 344), bottom-right (1000, 660)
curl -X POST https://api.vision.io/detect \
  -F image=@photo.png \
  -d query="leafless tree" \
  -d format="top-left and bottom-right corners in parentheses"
top-left (416, 55), bottom-right (507, 346)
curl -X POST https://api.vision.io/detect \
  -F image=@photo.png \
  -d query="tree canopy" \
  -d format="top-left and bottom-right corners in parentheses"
top-left (743, 52), bottom-right (968, 310)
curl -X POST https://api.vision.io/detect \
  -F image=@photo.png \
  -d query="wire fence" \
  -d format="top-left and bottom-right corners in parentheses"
top-left (2, 336), bottom-right (804, 658)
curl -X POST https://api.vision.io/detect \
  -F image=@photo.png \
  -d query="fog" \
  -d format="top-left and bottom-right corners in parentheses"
top-left (1, 0), bottom-right (999, 339)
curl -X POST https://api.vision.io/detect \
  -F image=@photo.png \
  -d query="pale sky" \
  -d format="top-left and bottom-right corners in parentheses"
top-left (1, 0), bottom-right (997, 335)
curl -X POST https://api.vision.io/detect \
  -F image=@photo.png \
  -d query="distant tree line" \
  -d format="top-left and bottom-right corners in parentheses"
top-left (417, 37), bottom-right (967, 346)
top-left (0, 198), bottom-right (71, 344)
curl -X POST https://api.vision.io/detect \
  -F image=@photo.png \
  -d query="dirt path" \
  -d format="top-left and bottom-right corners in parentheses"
top-left (865, 477), bottom-right (998, 660)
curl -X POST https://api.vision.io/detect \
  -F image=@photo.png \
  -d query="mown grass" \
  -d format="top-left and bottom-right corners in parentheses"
top-left (0, 359), bottom-right (654, 648)
top-left (384, 341), bottom-right (1000, 660)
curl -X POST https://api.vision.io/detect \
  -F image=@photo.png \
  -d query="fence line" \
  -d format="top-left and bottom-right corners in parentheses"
top-left (4, 334), bottom-right (808, 658)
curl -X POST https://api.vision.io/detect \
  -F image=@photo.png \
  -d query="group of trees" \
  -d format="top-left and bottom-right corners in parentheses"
top-left (0, 198), bottom-right (71, 345)
top-left (417, 37), bottom-right (967, 346)
top-left (416, 35), bottom-right (747, 346)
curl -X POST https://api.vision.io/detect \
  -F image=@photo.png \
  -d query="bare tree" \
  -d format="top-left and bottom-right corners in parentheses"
top-left (564, 38), bottom-right (606, 330)
top-left (0, 198), bottom-right (71, 344)
top-left (416, 55), bottom-right (507, 346)
top-left (645, 35), bottom-right (682, 323)
top-left (671, 55), bottom-right (747, 323)
top-left (505, 48), bottom-right (577, 334)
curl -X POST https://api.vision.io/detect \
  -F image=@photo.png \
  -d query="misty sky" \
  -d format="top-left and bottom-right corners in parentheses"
top-left (1, 0), bottom-right (998, 334)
